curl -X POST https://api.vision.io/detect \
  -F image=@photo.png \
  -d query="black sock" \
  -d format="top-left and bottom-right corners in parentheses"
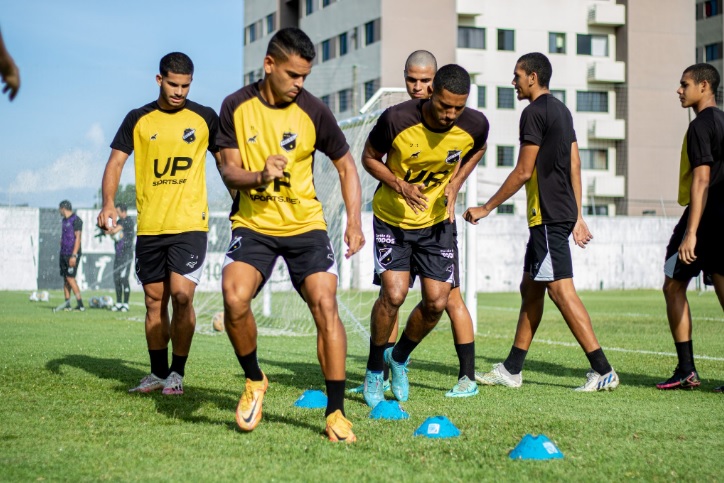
top-left (391, 332), bottom-right (418, 364)
top-left (675, 340), bottom-right (696, 373)
top-left (76, 298), bottom-right (84, 308)
top-left (455, 342), bottom-right (476, 380)
top-left (237, 349), bottom-right (264, 381)
top-left (503, 346), bottom-right (528, 375)
top-left (169, 353), bottom-right (188, 377)
top-left (149, 348), bottom-right (169, 379)
top-left (115, 285), bottom-right (123, 305)
top-left (123, 283), bottom-right (130, 304)
top-left (64, 298), bottom-right (71, 307)
top-left (586, 348), bottom-right (612, 375)
top-left (366, 339), bottom-right (386, 372)
top-left (325, 380), bottom-right (346, 417)
top-left (383, 342), bottom-right (394, 380)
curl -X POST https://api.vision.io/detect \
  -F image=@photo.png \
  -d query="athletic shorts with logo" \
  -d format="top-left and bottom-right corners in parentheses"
top-left (372, 216), bottom-right (459, 287)
top-left (664, 208), bottom-right (723, 285)
top-left (59, 254), bottom-right (81, 278)
top-left (223, 227), bottom-right (338, 297)
top-left (135, 231), bottom-right (207, 285)
top-left (524, 222), bottom-right (574, 282)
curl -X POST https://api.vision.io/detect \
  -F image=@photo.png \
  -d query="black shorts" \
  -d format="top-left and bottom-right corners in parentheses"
top-left (664, 209), bottom-right (723, 285)
top-left (524, 222), bottom-right (574, 282)
top-left (223, 227), bottom-right (337, 297)
top-left (135, 231), bottom-right (207, 285)
top-left (372, 216), bottom-right (458, 287)
top-left (59, 254), bottom-right (80, 278)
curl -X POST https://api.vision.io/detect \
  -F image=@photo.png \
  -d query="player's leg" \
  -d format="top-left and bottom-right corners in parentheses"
top-left (120, 256), bottom-right (132, 309)
top-left (65, 274), bottom-right (84, 310)
top-left (113, 256), bottom-right (124, 310)
top-left (445, 286), bottom-right (478, 397)
top-left (712, 273), bottom-right (724, 310)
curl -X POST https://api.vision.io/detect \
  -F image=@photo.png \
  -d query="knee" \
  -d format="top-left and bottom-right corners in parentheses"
top-left (422, 295), bottom-right (448, 316)
top-left (308, 292), bottom-right (338, 319)
top-left (381, 288), bottom-right (407, 309)
top-left (171, 289), bottom-right (193, 309)
top-left (223, 289), bottom-right (252, 320)
top-left (663, 278), bottom-right (685, 302)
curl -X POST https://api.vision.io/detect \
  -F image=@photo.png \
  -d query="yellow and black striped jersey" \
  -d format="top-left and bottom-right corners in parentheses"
top-left (217, 81), bottom-right (349, 237)
top-left (368, 99), bottom-right (488, 229)
top-left (111, 100), bottom-right (218, 235)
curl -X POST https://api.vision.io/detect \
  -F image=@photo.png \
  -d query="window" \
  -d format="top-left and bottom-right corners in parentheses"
top-left (549, 32), bottom-right (566, 54)
top-left (697, 0), bottom-right (722, 19)
top-left (585, 205), bottom-right (608, 216)
top-left (322, 40), bottom-right (331, 62)
top-left (323, 0), bottom-right (332, 6)
top-left (497, 204), bottom-right (515, 214)
top-left (477, 85), bottom-right (486, 108)
top-left (579, 149), bottom-right (608, 170)
top-left (497, 146), bottom-right (515, 167)
top-left (706, 42), bottom-right (723, 61)
top-left (365, 19), bottom-right (380, 45)
top-left (577, 34), bottom-right (608, 57)
top-left (305, 0), bottom-right (315, 15)
top-left (458, 27), bottom-right (485, 49)
top-left (339, 32), bottom-right (348, 56)
top-left (577, 91), bottom-right (608, 112)
top-left (550, 89), bottom-right (566, 104)
top-left (497, 87), bottom-right (515, 109)
top-left (266, 13), bottom-right (275, 34)
top-left (321, 95), bottom-right (331, 110)
top-left (248, 23), bottom-right (257, 43)
top-left (338, 89), bottom-right (351, 112)
top-left (365, 79), bottom-right (379, 102)
top-left (498, 29), bottom-right (515, 51)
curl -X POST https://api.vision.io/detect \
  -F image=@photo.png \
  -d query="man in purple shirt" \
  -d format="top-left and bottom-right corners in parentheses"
top-left (57, 200), bottom-right (84, 312)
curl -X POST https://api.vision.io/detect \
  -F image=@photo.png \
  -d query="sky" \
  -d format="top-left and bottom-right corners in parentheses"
top-left (0, 1), bottom-right (244, 209)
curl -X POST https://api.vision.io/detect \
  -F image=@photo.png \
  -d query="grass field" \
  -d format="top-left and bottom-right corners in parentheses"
top-left (1, 289), bottom-right (722, 481)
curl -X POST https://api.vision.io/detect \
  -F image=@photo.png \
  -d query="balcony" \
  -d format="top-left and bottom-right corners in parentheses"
top-left (587, 61), bottom-right (625, 83)
top-left (588, 119), bottom-right (625, 140)
top-left (588, 3), bottom-right (625, 26)
top-left (457, 0), bottom-right (483, 17)
top-left (588, 176), bottom-right (625, 197)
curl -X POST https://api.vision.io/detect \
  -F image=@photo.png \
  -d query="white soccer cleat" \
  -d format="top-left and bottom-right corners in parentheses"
top-left (129, 373), bottom-right (166, 393)
top-left (29, 291), bottom-right (39, 302)
top-left (474, 363), bottom-right (522, 388)
top-left (574, 368), bottom-right (619, 392)
top-left (162, 371), bottom-right (184, 395)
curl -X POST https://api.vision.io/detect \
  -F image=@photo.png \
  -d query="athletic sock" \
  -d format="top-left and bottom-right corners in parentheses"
top-left (76, 298), bottom-right (84, 309)
top-left (237, 349), bottom-right (264, 381)
top-left (169, 353), bottom-right (188, 377)
top-left (325, 380), bottom-right (346, 417)
top-left (455, 342), bottom-right (476, 380)
top-left (383, 342), bottom-right (394, 380)
top-left (366, 338), bottom-right (386, 372)
top-left (123, 284), bottom-right (130, 304)
top-left (64, 298), bottom-right (71, 308)
top-left (115, 285), bottom-right (123, 305)
top-left (149, 348), bottom-right (169, 379)
top-left (586, 348), bottom-right (613, 375)
top-left (675, 340), bottom-right (696, 373)
top-left (391, 332), bottom-right (419, 364)
top-left (502, 346), bottom-right (528, 375)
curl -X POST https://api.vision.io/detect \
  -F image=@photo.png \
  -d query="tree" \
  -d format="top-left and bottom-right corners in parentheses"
top-left (94, 184), bottom-right (136, 210)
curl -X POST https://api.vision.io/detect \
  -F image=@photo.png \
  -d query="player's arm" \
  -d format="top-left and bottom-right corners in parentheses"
top-left (679, 164), bottom-right (710, 264)
top-left (331, 150), bottom-right (365, 258)
top-left (361, 140), bottom-right (428, 214)
top-left (212, 150), bottom-right (237, 200)
top-left (219, 148), bottom-right (286, 191)
top-left (570, 142), bottom-right (593, 248)
top-left (69, 230), bottom-right (81, 268)
top-left (464, 142), bottom-right (538, 224)
top-left (445, 143), bottom-right (487, 222)
top-left (0, 29), bottom-right (20, 101)
top-left (97, 149), bottom-right (130, 231)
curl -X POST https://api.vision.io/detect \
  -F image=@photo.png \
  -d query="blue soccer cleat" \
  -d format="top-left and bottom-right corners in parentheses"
top-left (362, 370), bottom-right (385, 408)
top-left (384, 347), bottom-right (410, 402)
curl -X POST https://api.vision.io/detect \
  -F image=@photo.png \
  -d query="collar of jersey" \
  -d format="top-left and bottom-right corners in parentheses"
top-left (418, 99), bottom-right (457, 134)
top-left (252, 80), bottom-right (296, 110)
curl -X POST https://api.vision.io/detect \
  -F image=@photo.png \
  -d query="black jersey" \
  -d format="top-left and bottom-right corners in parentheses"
top-left (520, 94), bottom-right (578, 227)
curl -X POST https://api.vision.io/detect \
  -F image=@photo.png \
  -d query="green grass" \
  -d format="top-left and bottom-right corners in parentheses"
top-left (1, 289), bottom-right (722, 481)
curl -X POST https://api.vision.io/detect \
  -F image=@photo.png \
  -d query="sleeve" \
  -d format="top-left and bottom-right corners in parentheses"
top-left (461, 114), bottom-right (489, 165)
top-left (687, 117), bottom-right (715, 168)
top-left (73, 217), bottom-right (83, 232)
top-left (519, 106), bottom-right (545, 146)
top-left (313, 102), bottom-right (349, 161)
top-left (216, 94), bottom-right (240, 149)
top-left (109, 110), bottom-right (137, 154)
top-left (367, 108), bottom-right (395, 154)
top-left (205, 108), bottom-right (220, 154)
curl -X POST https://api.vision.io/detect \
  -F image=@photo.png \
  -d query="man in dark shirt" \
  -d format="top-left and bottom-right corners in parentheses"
top-left (57, 200), bottom-right (84, 312)
top-left (107, 203), bottom-right (135, 312)
top-left (464, 52), bottom-right (618, 392)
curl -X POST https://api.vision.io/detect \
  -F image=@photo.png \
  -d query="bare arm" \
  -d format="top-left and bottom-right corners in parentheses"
top-left (464, 142), bottom-right (539, 224)
top-left (212, 150), bottom-right (237, 200)
top-left (96, 149), bottom-right (130, 230)
top-left (332, 150), bottom-right (365, 258)
top-left (570, 142), bottom-right (593, 248)
top-left (0, 30), bottom-right (20, 101)
top-left (679, 164), bottom-right (711, 264)
top-left (69, 230), bottom-right (81, 268)
top-left (361, 140), bottom-right (428, 214)
top-left (219, 147), bottom-right (285, 191)
top-left (444, 143), bottom-right (487, 222)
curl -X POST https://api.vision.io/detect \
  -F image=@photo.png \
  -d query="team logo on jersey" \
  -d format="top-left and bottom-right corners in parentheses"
top-left (281, 132), bottom-right (297, 152)
top-left (377, 248), bottom-right (393, 267)
top-left (411, 151), bottom-right (421, 159)
top-left (150, 133), bottom-right (158, 141)
top-left (183, 128), bottom-right (196, 144)
top-left (226, 236), bottom-right (243, 254)
top-left (248, 134), bottom-right (257, 144)
top-left (445, 150), bottom-right (462, 165)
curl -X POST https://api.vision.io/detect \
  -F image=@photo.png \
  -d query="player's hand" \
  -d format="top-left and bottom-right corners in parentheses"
top-left (463, 206), bottom-right (490, 225)
top-left (69, 256), bottom-right (77, 268)
top-left (344, 222), bottom-right (365, 259)
top-left (678, 231), bottom-right (697, 265)
top-left (444, 180), bottom-right (461, 223)
top-left (262, 155), bottom-right (287, 184)
top-left (398, 181), bottom-right (428, 214)
top-left (572, 218), bottom-right (593, 249)
top-left (1, 61), bottom-right (20, 101)
top-left (97, 205), bottom-right (118, 232)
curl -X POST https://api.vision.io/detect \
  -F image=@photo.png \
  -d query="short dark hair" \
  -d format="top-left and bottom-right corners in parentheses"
top-left (517, 52), bottom-right (552, 88)
top-left (432, 64), bottom-right (470, 96)
top-left (159, 52), bottom-right (194, 77)
top-left (59, 200), bottom-right (72, 211)
top-left (405, 50), bottom-right (437, 73)
top-left (683, 63), bottom-right (721, 94)
top-left (116, 203), bottom-right (128, 213)
top-left (266, 27), bottom-right (316, 62)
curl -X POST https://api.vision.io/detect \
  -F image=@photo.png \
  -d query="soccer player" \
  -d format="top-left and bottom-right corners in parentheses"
top-left (658, 63), bottom-right (724, 391)
top-left (350, 50), bottom-right (485, 399)
top-left (57, 200), bottom-right (84, 312)
top-left (464, 52), bottom-right (619, 392)
top-left (106, 203), bottom-right (135, 312)
top-left (97, 52), bottom-right (219, 396)
top-left (361, 64), bottom-right (489, 408)
top-left (217, 28), bottom-right (364, 442)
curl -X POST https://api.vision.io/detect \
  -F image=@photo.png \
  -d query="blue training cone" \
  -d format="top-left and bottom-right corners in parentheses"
top-left (369, 400), bottom-right (409, 420)
top-left (413, 416), bottom-right (460, 438)
top-left (509, 434), bottom-right (564, 460)
top-left (293, 389), bottom-right (328, 408)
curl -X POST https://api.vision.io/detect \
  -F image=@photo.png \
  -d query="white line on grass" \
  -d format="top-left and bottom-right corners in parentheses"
top-left (479, 305), bottom-right (724, 322)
